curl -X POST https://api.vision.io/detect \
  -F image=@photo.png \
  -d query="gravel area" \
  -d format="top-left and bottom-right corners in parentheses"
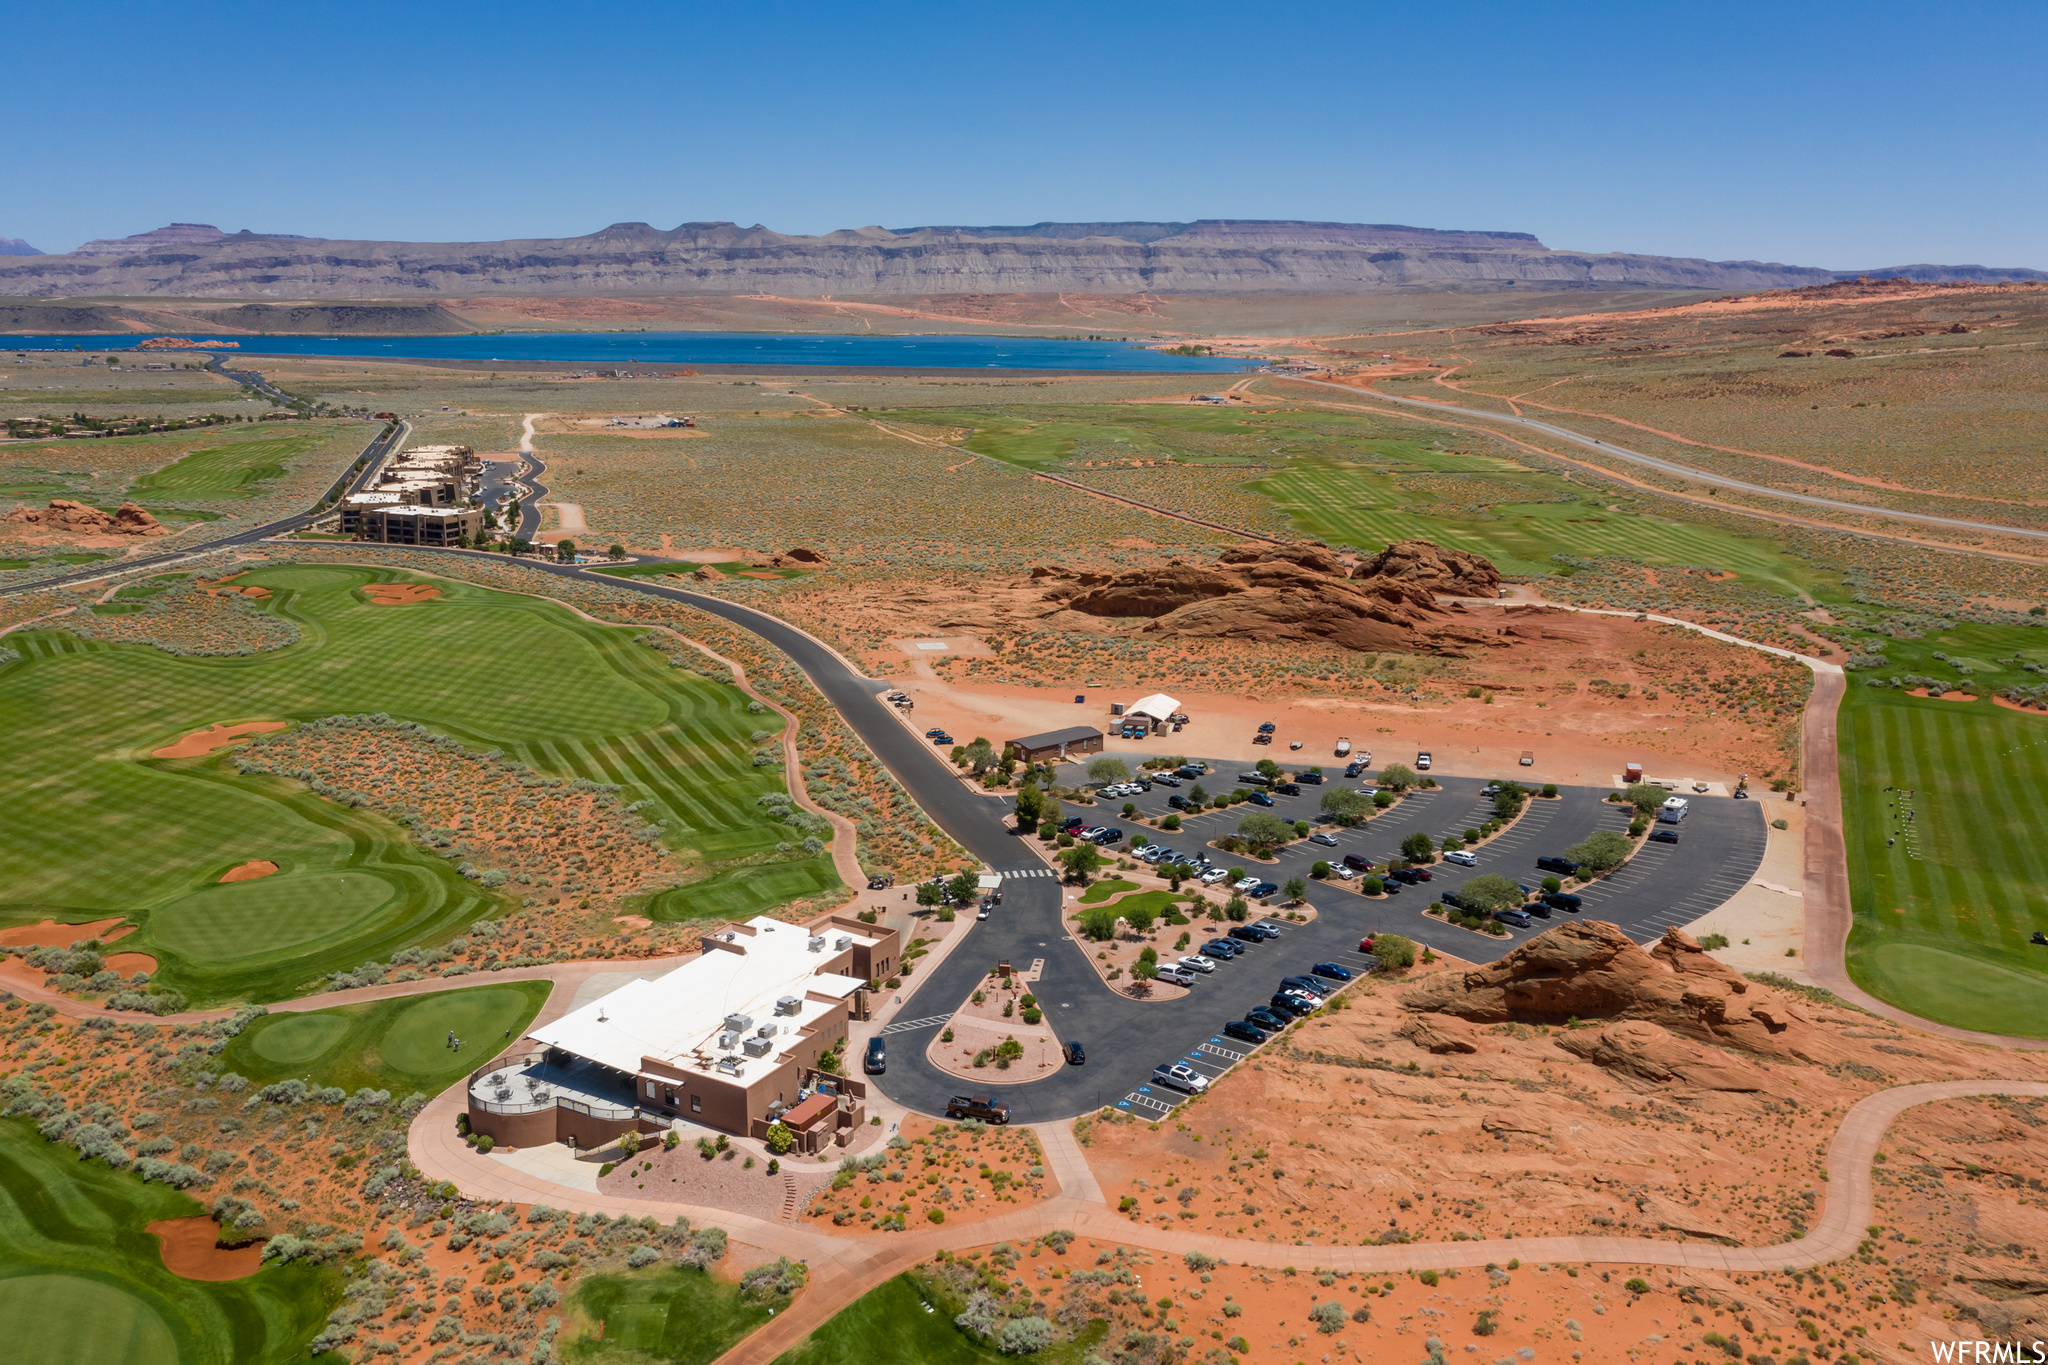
top-left (595, 1140), bottom-right (836, 1221)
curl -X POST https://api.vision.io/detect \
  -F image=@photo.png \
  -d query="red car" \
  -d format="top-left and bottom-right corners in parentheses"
top-left (1357, 937), bottom-right (1375, 953)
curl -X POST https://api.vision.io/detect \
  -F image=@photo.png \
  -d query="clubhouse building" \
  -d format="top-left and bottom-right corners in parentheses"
top-left (465, 914), bottom-right (899, 1153)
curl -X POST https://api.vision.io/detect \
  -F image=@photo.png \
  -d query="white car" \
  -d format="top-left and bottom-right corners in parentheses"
top-left (1155, 1062), bottom-right (1211, 1093)
top-left (1233, 876), bottom-right (1260, 893)
top-left (1177, 955), bottom-right (1216, 974)
top-left (1156, 966), bottom-right (1196, 987)
top-left (1415, 752), bottom-right (1432, 770)
top-left (1443, 849), bottom-right (1478, 867)
top-left (1200, 868), bottom-right (1231, 884)
top-left (1328, 864), bottom-right (1358, 880)
top-left (1309, 831), bottom-right (1339, 847)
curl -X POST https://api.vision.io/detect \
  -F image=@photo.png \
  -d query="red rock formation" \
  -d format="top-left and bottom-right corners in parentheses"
top-left (1351, 539), bottom-right (1501, 598)
top-left (3, 499), bottom-right (166, 536)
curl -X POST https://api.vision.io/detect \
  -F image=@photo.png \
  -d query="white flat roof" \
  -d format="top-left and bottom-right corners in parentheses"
top-left (376, 505), bottom-right (477, 519)
top-left (529, 916), bottom-right (873, 1077)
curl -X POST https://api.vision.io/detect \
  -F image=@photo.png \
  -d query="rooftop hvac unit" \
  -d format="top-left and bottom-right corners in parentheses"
top-left (775, 995), bottom-right (803, 1016)
top-left (756, 1023), bottom-right (777, 1038)
top-left (742, 1036), bottom-right (774, 1058)
top-left (716, 1031), bottom-right (740, 1051)
top-left (834, 935), bottom-right (852, 951)
top-left (807, 936), bottom-right (826, 952)
top-left (716, 1057), bottom-right (744, 1076)
top-left (723, 1013), bottom-right (754, 1033)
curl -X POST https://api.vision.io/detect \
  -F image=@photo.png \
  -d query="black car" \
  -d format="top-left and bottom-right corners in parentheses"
top-left (1178, 764), bottom-right (1206, 779)
top-left (1245, 1006), bottom-right (1290, 1030)
top-left (1536, 855), bottom-right (1580, 876)
top-left (1065, 1042), bottom-right (1085, 1066)
top-left (1543, 892), bottom-right (1582, 912)
top-left (1275, 782), bottom-right (1301, 796)
top-left (1295, 771), bottom-right (1325, 785)
top-left (1061, 817), bottom-right (1085, 832)
top-left (1267, 993), bottom-right (1313, 1018)
top-left (863, 1038), bottom-right (886, 1074)
top-left (1236, 772), bottom-right (1269, 786)
top-left (1227, 926), bottom-right (1264, 945)
top-left (1648, 828), bottom-right (1680, 844)
top-left (1249, 881), bottom-right (1279, 899)
top-left (1344, 761), bottom-right (1366, 778)
top-left (1168, 795), bottom-right (1190, 810)
top-left (1279, 975), bottom-right (1330, 997)
top-left (1387, 867), bottom-right (1422, 884)
top-left (1094, 826), bottom-right (1125, 844)
top-left (1222, 1019), bottom-right (1268, 1044)
top-left (1522, 900), bottom-right (1553, 919)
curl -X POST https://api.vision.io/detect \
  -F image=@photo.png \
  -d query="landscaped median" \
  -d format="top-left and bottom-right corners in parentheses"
top-left (924, 964), bottom-right (1067, 1079)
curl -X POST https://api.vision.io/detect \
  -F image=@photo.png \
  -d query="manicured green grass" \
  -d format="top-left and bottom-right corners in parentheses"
top-left (128, 433), bottom-right (318, 501)
top-left (218, 982), bottom-right (552, 1094)
top-left (1081, 889), bottom-right (1181, 924)
top-left (0, 1119), bottom-right (337, 1365)
top-left (1837, 620), bottom-right (2048, 1035)
top-left (774, 1273), bottom-right (1106, 1365)
top-left (1077, 878), bottom-right (1139, 904)
top-left (874, 404), bottom-right (1270, 471)
top-left (560, 1266), bottom-right (774, 1365)
top-left (590, 560), bottom-right (710, 579)
top-left (0, 562), bottom-right (837, 1002)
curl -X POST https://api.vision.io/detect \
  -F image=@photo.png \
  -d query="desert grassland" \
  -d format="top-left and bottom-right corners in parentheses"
top-left (0, 562), bottom-right (834, 1002)
top-left (770, 1272), bottom-right (1028, 1365)
top-left (0, 1117), bottom-right (336, 1365)
top-left (127, 430), bottom-right (322, 501)
top-left (1414, 283), bottom-right (2048, 508)
top-left (217, 981), bottom-right (552, 1094)
top-left (538, 417), bottom-right (1230, 561)
top-left (1834, 620), bottom-right (2048, 1036)
top-left (0, 354), bottom-right (241, 423)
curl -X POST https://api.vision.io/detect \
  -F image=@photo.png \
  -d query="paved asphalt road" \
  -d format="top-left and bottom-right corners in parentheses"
top-left (1287, 374), bottom-right (2048, 544)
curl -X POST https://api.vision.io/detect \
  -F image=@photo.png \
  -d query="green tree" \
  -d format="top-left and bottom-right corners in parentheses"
top-left (1625, 783), bottom-right (1671, 817)
top-left (1160, 813), bottom-right (1182, 831)
top-left (765, 1122), bottom-right (794, 1155)
top-left (1225, 896), bottom-right (1249, 922)
top-left (1237, 811), bottom-right (1292, 849)
top-left (1123, 900), bottom-right (1159, 935)
top-left (1088, 756), bottom-right (1132, 785)
top-left (1059, 842), bottom-right (1105, 883)
top-left (1188, 783), bottom-right (1209, 806)
top-left (1565, 828), bottom-right (1633, 872)
top-left (1378, 763), bottom-right (1418, 791)
top-left (1373, 789), bottom-right (1396, 809)
top-left (1541, 875), bottom-right (1563, 894)
top-left (1013, 783), bottom-right (1046, 830)
top-left (1079, 905), bottom-right (1119, 941)
top-left (1254, 757), bottom-right (1283, 780)
top-left (1491, 781), bottom-right (1529, 819)
top-left (1371, 934), bottom-right (1417, 969)
top-left (555, 538), bottom-right (577, 563)
top-left (1399, 831), bottom-right (1437, 863)
top-left (1292, 820), bottom-right (1310, 838)
top-left (1132, 947), bottom-right (1160, 983)
top-left (1038, 820), bottom-right (1059, 840)
top-left (607, 543), bottom-right (626, 561)
top-left (1455, 874), bottom-right (1524, 914)
top-left (1320, 788), bottom-right (1372, 822)
top-left (960, 736), bottom-right (997, 775)
top-left (1310, 860), bottom-right (1332, 879)
top-left (916, 881), bottom-right (943, 908)
top-left (1360, 875), bottom-right (1385, 895)
top-left (946, 870), bottom-right (979, 904)
top-left (1283, 875), bottom-right (1308, 903)
top-left (1441, 835), bottom-right (1464, 852)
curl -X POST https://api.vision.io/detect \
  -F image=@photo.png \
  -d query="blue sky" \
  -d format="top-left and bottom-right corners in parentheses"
top-left (5, 0), bottom-right (2043, 268)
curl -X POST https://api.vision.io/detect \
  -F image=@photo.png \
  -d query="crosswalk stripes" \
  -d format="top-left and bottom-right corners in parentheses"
top-left (997, 867), bottom-right (1058, 879)
top-left (879, 1014), bottom-right (953, 1036)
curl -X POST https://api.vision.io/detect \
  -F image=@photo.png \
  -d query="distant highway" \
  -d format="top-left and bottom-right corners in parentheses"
top-left (1285, 374), bottom-right (2048, 543)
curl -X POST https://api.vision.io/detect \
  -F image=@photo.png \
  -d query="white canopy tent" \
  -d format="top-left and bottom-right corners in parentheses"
top-left (1126, 693), bottom-right (1181, 723)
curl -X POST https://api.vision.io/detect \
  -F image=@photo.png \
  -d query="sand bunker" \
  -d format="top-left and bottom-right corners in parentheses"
top-left (218, 859), bottom-right (279, 883)
top-left (105, 951), bottom-right (158, 974)
top-left (362, 583), bottom-right (441, 605)
top-left (147, 1218), bottom-right (263, 1281)
top-left (0, 916), bottom-right (134, 949)
top-left (152, 720), bottom-right (287, 759)
top-left (1908, 688), bottom-right (1978, 701)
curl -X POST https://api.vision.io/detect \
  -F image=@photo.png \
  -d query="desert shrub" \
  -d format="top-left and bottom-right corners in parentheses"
top-left (1371, 935), bottom-right (1417, 970)
top-left (1309, 1301), bottom-right (1347, 1334)
top-left (997, 1316), bottom-right (1054, 1354)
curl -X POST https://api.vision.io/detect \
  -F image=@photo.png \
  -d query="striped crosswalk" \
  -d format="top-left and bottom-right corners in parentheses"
top-left (997, 866), bottom-right (1058, 880)
top-left (879, 1014), bottom-right (953, 1036)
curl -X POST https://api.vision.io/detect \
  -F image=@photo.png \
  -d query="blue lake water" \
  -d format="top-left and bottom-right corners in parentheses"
top-left (2, 331), bottom-right (1261, 372)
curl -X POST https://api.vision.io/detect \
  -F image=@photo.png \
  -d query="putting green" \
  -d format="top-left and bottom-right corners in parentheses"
top-left (218, 982), bottom-right (553, 1095)
top-left (149, 872), bottom-right (397, 965)
top-left (1858, 943), bottom-right (2048, 1039)
top-left (0, 1275), bottom-right (178, 1365)
top-left (562, 1266), bottom-right (774, 1365)
top-left (249, 1013), bottom-right (353, 1068)
top-left (0, 562), bottom-right (835, 1002)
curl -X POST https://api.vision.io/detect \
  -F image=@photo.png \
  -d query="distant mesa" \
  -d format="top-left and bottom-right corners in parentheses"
top-left (4, 218), bottom-right (2038, 299)
top-left (0, 237), bottom-right (41, 257)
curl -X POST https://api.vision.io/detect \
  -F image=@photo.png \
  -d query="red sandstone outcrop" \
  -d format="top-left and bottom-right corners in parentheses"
top-left (1553, 1019), bottom-right (1770, 1092)
top-left (3, 499), bottom-right (166, 536)
top-left (1399, 920), bottom-right (1851, 1065)
top-left (1033, 539), bottom-right (1501, 655)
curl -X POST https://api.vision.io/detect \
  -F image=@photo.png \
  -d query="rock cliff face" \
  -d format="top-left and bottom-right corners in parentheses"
top-left (5, 218), bottom-right (2036, 300)
top-left (1035, 539), bottom-right (1500, 654)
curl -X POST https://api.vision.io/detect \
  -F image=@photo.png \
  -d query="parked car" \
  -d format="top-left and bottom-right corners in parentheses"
top-left (1079, 826), bottom-right (1106, 841)
top-left (1537, 855), bottom-right (1580, 876)
top-left (1543, 892), bottom-right (1582, 912)
top-left (1200, 867), bottom-right (1230, 884)
top-left (1249, 881), bottom-right (1279, 899)
top-left (1154, 774), bottom-right (1182, 787)
top-left (1648, 828), bottom-right (1681, 844)
top-left (1279, 975), bottom-right (1330, 997)
top-left (1178, 764), bottom-right (1206, 778)
top-left (1413, 868), bottom-right (1433, 882)
top-left (1275, 782), bottom-right (1301, 796)
top-left (1245, 1006), bottom-right (1291, 1030)
top-left (1247, 791), bottom-right (1275, 807)
top-left (1156, 966), bottom-right (1196, 987)
top-left (1155, 1062), bottom-right (1210, 1093)
top-left (1200, 939), bottom-right (1240, 959)
top-left (1494, 906), bottom-right (1533, 928)
top-left (1061, 816), bottom-right (1085, 832)
top-left (1243, 922), bottom-right (1281, 940)
top-left (1344, 761), bottom-right (1366, 778)
top-left (946, 1095), bottom-right (1011, 1123)
top-left (1329, 864), bottom-right (1358, 880)
top-left (1387, 867), bottom-right (1422, 884)
top-left (1222, 1020), bottom-right (1268, 1045)
top-left (1178, 955), bottom-right (1216, 974)
top-left (1443, 849), bottom-right (1477, 867)
top-left (864, 1038), bottom-right (886, 1074)
top-left (1227, 926), bottom-right (1265, 945)
top-left (976, 903), bottom-right (991, 920)
top-left (1522, 900), bottom-right (1552, 918)
top-left (1295, 771), bottom-right (1324, 785)
top-left (1309, 831), bottom-right (1339, 847)
top-left (1236, 772), bottom-right (1268, 786)
top-left (1342, 853), bottom-right (1374, 871)
top-left (1311, 961), bottom-right (1352, 981)
top-left (1415, 751), bottom-right (1433, 770)
top-left (1065, 1042), bottom-right (1085, 1066)
top-left (1094, 827), bottom-right (1125, 844)
top-left (1380, 878), bottom-right (1401, 894)
top-left (1267, 994), bottom-right (1313, 1018)
top-left (1167, 794), bottom-right (1190, 810)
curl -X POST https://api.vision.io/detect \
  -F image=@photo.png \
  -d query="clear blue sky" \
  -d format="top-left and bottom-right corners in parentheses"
top-left (6, 0), bottom-right (2044, 268)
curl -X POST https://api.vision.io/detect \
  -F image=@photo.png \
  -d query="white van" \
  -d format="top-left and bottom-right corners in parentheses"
top-left (1658, 797), bottom-right (1689, 823)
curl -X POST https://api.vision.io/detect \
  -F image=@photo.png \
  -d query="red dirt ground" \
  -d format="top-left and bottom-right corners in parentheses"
top-left (218, 859), bottom-right (279, 883)
top-left (0, 916), bottom-right (134, 949)
top-left (152, 720), bottom-right (287, 759)
top-left (146, 1217), bottom-right (264, 1280)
